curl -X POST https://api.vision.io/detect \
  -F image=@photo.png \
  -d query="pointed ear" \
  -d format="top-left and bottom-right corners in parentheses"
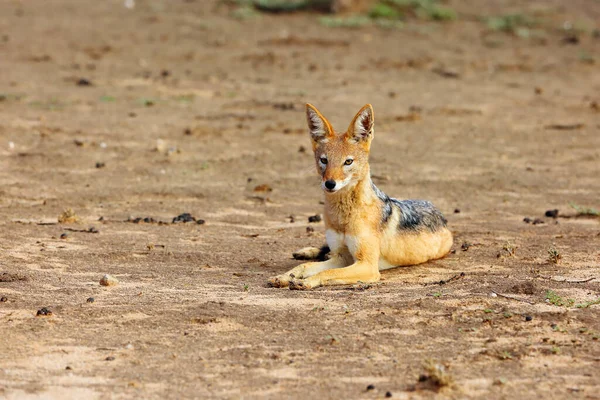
top-left (346, 104), bottom-right (374, 144)
top-left (306, 103), bottom-right (334, 144)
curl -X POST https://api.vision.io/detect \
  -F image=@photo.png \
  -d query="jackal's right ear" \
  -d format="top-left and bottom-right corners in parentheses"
top-left (306, 104), bottom-right (334, 144)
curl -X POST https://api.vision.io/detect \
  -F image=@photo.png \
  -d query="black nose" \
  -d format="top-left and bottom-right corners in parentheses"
top-left (324, 180), bottom-right (336, 190)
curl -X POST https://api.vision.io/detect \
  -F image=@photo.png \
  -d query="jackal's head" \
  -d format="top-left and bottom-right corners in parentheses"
top-left (306, 103), bottom-right (374, 194)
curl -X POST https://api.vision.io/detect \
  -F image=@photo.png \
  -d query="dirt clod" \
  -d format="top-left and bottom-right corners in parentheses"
top-left (0, 272), bottom-right (29, 282)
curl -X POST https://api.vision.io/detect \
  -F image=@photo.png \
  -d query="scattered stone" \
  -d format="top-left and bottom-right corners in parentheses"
top-left (525, 315), bottom-right (533, 322)
top-left (65, 366), bottom-right (72, 370)
top-left (366, 384), bottom-right (375, 391)
top-left (308, 214), bottom-right (322, 223)
top-left (160, 69), bottom-right (171, 78)
top-left (306, 226), bottom-right (314, 233)
top-left (155, 138), bottom-right (167, 153)
top-left (88, 226), bottom-right (99, 233)
top-left (454, 208), bottom-right (460, 214)
top-left (172, 213), bottom-right (197, 223)
top-left (105, 356), bottom-right (115, 361)
top-left (385, 392), bottom-right (393, 398)
top-left (532, 218), bottom-right (545, 225)
top-left (76, 78), bottom-right (92, 86)
top-left (100, 274), bottom-right (118, 286)
top-left (86, 297), bottom-right (95, 303)
top-left (36, 307), bottom-right (53, 316)
top-left (95, 162), bottom-right (106, 169)
top-left (60, 233), bottom-right (69, 239)
top-left (461, 242), bottom-right (471, 251)
top-left (523, 217), bottom-right (531, 223)
top-left (545, 209), bottom-right (559, 218)
top-left (298, 145), bottom-right (306, 153)
top-left (0, 296), bottom-right (7, 302)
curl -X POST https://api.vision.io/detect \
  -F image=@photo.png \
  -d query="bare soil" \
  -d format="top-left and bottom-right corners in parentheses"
top-left (1, 1), bottom-right (599, 399)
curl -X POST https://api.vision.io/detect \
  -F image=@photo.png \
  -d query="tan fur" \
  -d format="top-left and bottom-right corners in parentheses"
top-left (269, 104), bottom-right (453, 290)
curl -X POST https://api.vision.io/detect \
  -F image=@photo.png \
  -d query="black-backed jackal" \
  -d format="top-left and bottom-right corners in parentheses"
top-left (269, 104), bottom-right (453, 290)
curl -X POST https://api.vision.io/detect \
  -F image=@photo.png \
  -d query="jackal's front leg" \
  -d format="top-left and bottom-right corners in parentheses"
top-left (268, 254), bottom-right (348, 288)
top-left (289, 234), bottom-right (380, 290)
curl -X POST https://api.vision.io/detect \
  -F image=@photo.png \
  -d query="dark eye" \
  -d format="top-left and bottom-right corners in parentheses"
top-left (320, 157), bottom-right (328, 164)
top-left (344, 159), bottom-right (353, 166)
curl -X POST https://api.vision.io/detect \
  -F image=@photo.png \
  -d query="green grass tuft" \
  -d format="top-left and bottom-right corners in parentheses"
top-left (545, 290), bottom-right (574, 307)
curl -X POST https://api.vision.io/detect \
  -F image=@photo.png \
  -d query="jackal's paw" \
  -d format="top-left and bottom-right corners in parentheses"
top-left (268, 275), bottom-right (290, 288)
top-left (288, 279), bottom-right (313, 291)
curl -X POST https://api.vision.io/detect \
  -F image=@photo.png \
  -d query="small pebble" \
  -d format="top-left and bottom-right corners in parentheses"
top-left (385, 392), bottom-right (393, 398)
top-left (95, 162), bottom-right (106, 169)
top-left (308, 214), bottom-right (321, 223)
top-left (490, 292), bottom-right (497, 298)
top-left (366, 384), bottom-right (375, 391)
top-left (532, 218), bottom-right (545, 225)
top-left (60, 233), bottom-right (69, 239)
top-left (454, 208), bottom-right (460, 213)
top-left (545, 209), bottom-right (559, 218)
top-left (525, 315), bottom-right (533, 322)
top-left (86, 297), bottom-right (95, 303)
top-left (523, 217), bottom-right (531, 223)
top-left (100, 274), bottom-right (119, 286)
top-left (76, 78), bottom-right (92, 86)
top-left (105, 356), bottom-right (115, 361)
top-left (0, 296), bottom-right (7, 302)
top-left (36, 307), bottom-right (53, 316)
top-left (65, 366), bottom-right (72, 370)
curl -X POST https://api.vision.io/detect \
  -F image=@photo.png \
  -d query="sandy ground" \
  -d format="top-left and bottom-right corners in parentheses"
top-left (1, 0), bottom-right (599, 399)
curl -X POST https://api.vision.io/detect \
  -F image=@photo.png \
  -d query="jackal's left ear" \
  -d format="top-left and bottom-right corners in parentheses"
top-left (346, 104), bottom-right (374, 144)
